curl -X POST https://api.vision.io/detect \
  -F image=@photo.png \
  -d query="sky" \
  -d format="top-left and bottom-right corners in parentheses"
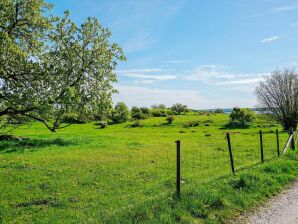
top-left (49, 0), bottom-right (298, 109)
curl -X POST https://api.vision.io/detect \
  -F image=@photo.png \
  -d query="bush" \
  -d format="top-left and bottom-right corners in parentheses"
top-left (170, 103), bottom-right (188, 114)
top-left (140, 107), bottom-right (150, 115)
top-left (111, 102), bottom-right (129, 123)
top-left (166, 116), bottom-right (175, 124)
top-left (132, 112), bottom-right (146, 120)
top-left (214, 108), bottom-right (224, 113)
top-left (130, 120), bottom-right (144, 128)
top-left (131, 106), bottom-right (149, 120)
top-left (183, 120), bottom-right (199, 128)
top-left (228, 107), bottom-right (256, 127)
top-left (151, 109), bottom-right (167, 117)
top-left (61, 113), bottom-right (90, 124)
top-left (98, 121), bottom-right (108, 129)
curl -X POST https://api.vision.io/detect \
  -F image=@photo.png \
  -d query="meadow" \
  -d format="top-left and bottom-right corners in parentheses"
top-left (0, 113), bottom-right (297, 223)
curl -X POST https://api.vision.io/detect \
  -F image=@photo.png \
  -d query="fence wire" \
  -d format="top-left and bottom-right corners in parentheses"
top-left (0, 129), bottom-right (292, 221)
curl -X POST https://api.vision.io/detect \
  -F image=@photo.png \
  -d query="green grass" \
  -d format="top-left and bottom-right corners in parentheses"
top-left (0, 113), bottom-right (297, 223)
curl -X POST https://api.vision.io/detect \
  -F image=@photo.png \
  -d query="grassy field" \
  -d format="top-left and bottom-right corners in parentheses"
top-left (0, 113), bottom-right (297, 223)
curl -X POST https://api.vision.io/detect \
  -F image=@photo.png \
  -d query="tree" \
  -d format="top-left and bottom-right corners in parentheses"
top-left (229, 107), bottom-right (255, 127)
top-left (255, 68), bottom-right (298, 130)
top-left (170, 103), bottom-right (188, 114)
top-left (0, 0), bottom-right (125, 133)
top-left (214, 108), bottom-right (224, 113)
top-left (111, 102), bottom-right (129, 123)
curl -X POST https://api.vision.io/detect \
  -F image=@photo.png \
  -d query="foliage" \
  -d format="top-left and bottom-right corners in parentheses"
top-left (183, 120), bottom-right (200, 128)
top-left (165, 116), bottom-right (175, 124)
top-left (0, 113), bottom-right (294, 223)
top-left (170, 103), bottom-right (188, 114)
top-left (131, 107), bottom-right (148, 120)
top-left (150, 109), bottom-right (167, 117)
top-left (214, 108), bottom-right (224, 113)
top-left (130, 120), bottom-right (144, 128)
top-left (151, 104), bottom-right (167, 109)
top-left (256, 68), bottom-right (298, 130)
top-left (111, 102), bottom-right (129, 123)
top-left (98, 121), bottom-right (108, 129)
top-left (140, 107), bottom-right (150, 115)
top-left (0, 0), bottom-right (125, 133)
top-left (229, 107), bottom-right (256, 127)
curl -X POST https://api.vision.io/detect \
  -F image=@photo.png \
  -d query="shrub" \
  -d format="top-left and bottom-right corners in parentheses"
top-left (140, 107), bottom-right (150, 115)
top-left (111, 102), bottom-right (129, 123)
top-left (166, 116), bottom-right (175, 124)
top-left (183, 120), bottom-right (199, 128)
top-left (131, 107), bottom-right (149, 120)
top-left (151, 109), bottom-right (167, 117)
top-left (130, 120), bottom-right (144, 128)
top-left (98, 121), bottom-right (108, 129)
top-left (214, 108), bottom-right (224, 113)
top-left (132, 112), bottom-right (146, 120)
top-left (61, 113), bottom-right (90, 124)
top-left (170, 103), bottom-right (188, 114)
top-left (228, 107), bottom-right (256, 127)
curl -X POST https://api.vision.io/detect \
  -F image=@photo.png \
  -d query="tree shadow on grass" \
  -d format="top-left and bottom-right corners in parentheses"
top-left (0, 138), bottom-right (75, 153)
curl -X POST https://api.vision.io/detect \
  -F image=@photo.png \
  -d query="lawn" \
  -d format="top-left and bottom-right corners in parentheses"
top-left (0, 113), bottom-right (297, 223)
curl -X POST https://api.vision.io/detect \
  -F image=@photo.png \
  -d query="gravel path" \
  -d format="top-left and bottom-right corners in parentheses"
top-left (246, 179), bottom-right (298, 224)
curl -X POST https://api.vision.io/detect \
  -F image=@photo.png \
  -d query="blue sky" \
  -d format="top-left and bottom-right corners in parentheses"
top-left (49, 0), bottom-right (298, 109)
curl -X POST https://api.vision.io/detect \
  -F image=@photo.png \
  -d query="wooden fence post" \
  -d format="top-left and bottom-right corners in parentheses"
top-left (175, 140), bottom-right (181, 198)
top-left (289, 128), bottom-right (295, 150)
top-left (276, 129), bottom-right (280, 157)
top-left (226, 133), bottom-right (235, 175)
top-left (260, 130), bottom-right (264, 163)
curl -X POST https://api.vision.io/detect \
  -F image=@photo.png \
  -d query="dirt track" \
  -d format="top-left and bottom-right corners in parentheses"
top-left (245, 179), bottom-right (298, 224)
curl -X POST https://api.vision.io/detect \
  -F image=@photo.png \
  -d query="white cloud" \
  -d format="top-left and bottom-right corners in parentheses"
top-left (215, 77), bottom-right (267, 85)
top-left (261, 36), bottom-right (280, 43)
top-left (271, 5), bottom-right (298, 13)
top-left (113, 85), bottom-right (256, 109)
top-left (118, 68), bottom-right (176, 83)
top-left (118, 68), bottom-right (163, 73)
top-left (124, 73), bottom-right (176, 81)
top-left (290, 21), bottom-right (298, 27)
top-left (185, 65), bottom-right (235, 82)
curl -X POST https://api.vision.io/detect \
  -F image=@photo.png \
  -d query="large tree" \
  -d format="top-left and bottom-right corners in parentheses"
top-left (0, 0), bottom-right (125, 133)
top-left (255, 68), bottom-right (298, 130)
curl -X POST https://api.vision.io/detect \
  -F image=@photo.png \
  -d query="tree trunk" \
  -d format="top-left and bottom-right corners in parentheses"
top-left (283, 119), bottom-right (297, 131)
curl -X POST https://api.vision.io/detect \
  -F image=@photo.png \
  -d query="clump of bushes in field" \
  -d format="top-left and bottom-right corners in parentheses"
top-left (61, 113), bottom-right (92, 124)
top-left (183, 120), bottom-right (200, 128)
top-left (151, 109), bottom-right (167, 117)
top-left (111, 102), bottom-right (129, 123)
top-left (170, 103), bottom-right (188, 115)
top-left (97, 121), bottom-right (108, 129)
top-left (166, 116), bottom-right (175, 124)
top-left (214, 108), bottom-right (224, 113)
top-left (129, 120), bottom-right (144, 128)
top-left (131, 106), bottom-right (150, 120)
top-left (228, 107), bottom-right (256, 128)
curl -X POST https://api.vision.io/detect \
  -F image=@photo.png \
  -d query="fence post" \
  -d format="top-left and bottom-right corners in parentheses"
top-left (260, 130), bottom-right (264, 163)
top-left (175, 140), bottom-right (181, 198)
top-left (276, 129), bottom-right (280, 157)
top-left (226, 133), bottom-right (235, 175)
top-left (289, 128), bottom-right (295, 150)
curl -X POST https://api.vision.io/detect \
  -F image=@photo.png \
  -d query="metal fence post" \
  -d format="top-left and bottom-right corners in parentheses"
top-left (175, 140), bottom-right (181, 198)
top-left (260, 130), bottom-right (264, 163)
top-left (276, 129), bottom-right (280, 157)
top-left (226, 133), bottom-right (235, 175)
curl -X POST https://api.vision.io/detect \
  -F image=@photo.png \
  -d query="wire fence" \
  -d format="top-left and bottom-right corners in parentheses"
top-left (0, 129), bottom-right (296, 221)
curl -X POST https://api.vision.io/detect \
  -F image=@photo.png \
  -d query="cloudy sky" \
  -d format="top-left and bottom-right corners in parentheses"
top-left (50, 0), bottom-right (298, 109)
